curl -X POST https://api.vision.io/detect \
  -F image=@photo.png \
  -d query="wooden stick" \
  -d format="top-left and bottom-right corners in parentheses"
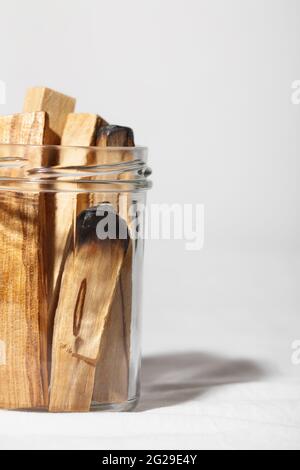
top-left (91, 125), bottom-right (135, 404)
top-left (23, 88), bottom-right (76, 293)
top-left (61, 113), bottom-right (107, 148)
top-left (96, 125), bottom-right (134, 147)
top-left (47, 113), bottom-right (104, 412)
top-left (49, 123), bottom-right (134, 411)
top-left (49, 206), bottom-right (129, 411)
top-left (23, 87), bottom-right (76, 143)
top-left (0, 111), bottom-right (55, 409)
top-left (22, 88), bottom-right (77, 399)
top-left (91, 125), bottom-right (135, 216)
top-left (0, 112), bottom-right (57, 146)
top-left (53, 113), bottom-right (107, 286)
top-left (92, 242), bottom-right (133, 403)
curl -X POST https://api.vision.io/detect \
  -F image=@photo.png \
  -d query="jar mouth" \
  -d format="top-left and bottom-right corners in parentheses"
top-left (0, 144), bottom-right (152, 192)
top-left (2, 143), bottom-right (147, 152)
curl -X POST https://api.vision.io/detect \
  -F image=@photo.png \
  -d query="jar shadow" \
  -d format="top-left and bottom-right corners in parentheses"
top-left (136, 351), bottom-right (268, 412)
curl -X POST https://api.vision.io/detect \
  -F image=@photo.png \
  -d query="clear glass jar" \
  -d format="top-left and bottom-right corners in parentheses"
top-left (0, 144), bottom-right (152, 412)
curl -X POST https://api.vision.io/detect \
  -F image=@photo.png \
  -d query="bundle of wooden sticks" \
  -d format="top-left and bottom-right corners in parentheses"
top-left (0, 87), bottom-right (134, 412)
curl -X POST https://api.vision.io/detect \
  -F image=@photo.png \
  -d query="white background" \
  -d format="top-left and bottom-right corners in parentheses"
top-left (0, 0), bottom-right (300, 450)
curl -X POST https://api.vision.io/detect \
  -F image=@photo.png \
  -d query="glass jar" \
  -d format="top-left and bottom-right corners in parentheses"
top-left (0, 144), bottom-right (152, 412)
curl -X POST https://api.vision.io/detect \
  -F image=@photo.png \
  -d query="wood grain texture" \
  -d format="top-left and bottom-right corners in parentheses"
top-left (21, 90), bottom-right (76, 382)
top-left (0, 192), bottom-right (50, 409)
top-left (49, 207), bottom-right (129, 412)
top-left (48, 113), bottom-right (107, 412)
top-left (0, 104), bottom-right (138, 410)
top-left (23, 89), bottom-right (76, 299)
top-left (0, 112), bottom-right (51, 409)
top-left (61, 113), bottom-right (107, 147)
top-left (0, 112), bottom-right (58, 179)
top-left (92, 125), bottom-right (135, 214)
top-left (23, 87), bottom-right (76, 143)
top-left (92, 125), bottom-right (135, 405)
top-left (0, 112), bottom-right (57, 146)
top-left (92, 242), bottom-right (133, 403)
top-left (53, 113), bottom-right (105, 287)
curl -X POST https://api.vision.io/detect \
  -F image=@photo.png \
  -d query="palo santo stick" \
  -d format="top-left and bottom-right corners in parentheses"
top-left (47, 113), bottom-right (106, 412)
top-left (48, 121), bottom-right (134, 410)
top-left (24, 87), bottom-right (76, 143)
top-left (23, 88), bottom-right (76, 298)
top-left (0, 112), bottom-right (57, 146)
top-left (96, 125), bottom-right (134, 147)
top-left (92, 242), bottom-right (133, 403)
top-left (72, 125), bottom-right (134, 364)
top-left (92, 125), bottom-right (135, 404)
top-left (0, 111), bottom-right (55, 409)
top-left (53, 113), bottom-right (107, 285)
top-left (61, 113), bottom-right (107, 148)
top-left (92, 125), bottom-right (135, 218)
top-left (71, 208), bottom-right (129, 363)
top-left (49, 206), bottom-right (129, 412)
top-left (22, 89), bottom-right (77, 394)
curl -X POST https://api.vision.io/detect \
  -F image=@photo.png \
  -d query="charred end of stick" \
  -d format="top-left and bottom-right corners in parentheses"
top-left (96, 125), bottom-right (135, 147)
top-left (76, 204), bottom-right (129, 251)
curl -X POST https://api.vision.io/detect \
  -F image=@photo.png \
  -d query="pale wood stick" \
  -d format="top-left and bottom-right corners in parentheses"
top-left (49, 123), bottom-right (134, 411)
top-left (24, 87), bottom-right (76, 143)
top-left (23, 88), bottom-right (76, 296)
top-left (0, 112), bottom-right (57, 146)
top-left (92, 242), bottom-right (133, 403)
top-left (0, 111), bottom-right (56, 409)
top-left (47, 113), bottom-right (105, 412)
top-left (22, 88), bottom-right (77, 399)
top-left (49, 206), bottom-right (129, 412)
top-left (54, 113), bottom-right (107, 286)
top-left (91, 125), bottom-right (134, 405)
top-left (61, 113), bottom-right (107, 148)
top-left (91, 125), bottom-right (135, 213)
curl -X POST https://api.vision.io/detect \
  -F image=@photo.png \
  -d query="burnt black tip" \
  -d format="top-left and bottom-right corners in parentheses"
top-left (76, 204), bottom-right (129, 249)
top-left (96, 125), bottom-right (135, 147)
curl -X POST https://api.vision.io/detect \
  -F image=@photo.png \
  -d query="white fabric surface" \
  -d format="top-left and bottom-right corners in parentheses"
top-left (0, 251), bottom-right (299, 450)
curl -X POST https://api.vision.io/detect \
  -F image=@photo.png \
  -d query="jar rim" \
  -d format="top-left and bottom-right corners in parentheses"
top-left (0, 143), bottom-right (152, 192)
top-left (0, 143), bottom-right (147, 151)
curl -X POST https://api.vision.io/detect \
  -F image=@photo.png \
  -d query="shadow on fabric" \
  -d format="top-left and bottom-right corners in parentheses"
top-left (136, 351), bottom-right (267, 412)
